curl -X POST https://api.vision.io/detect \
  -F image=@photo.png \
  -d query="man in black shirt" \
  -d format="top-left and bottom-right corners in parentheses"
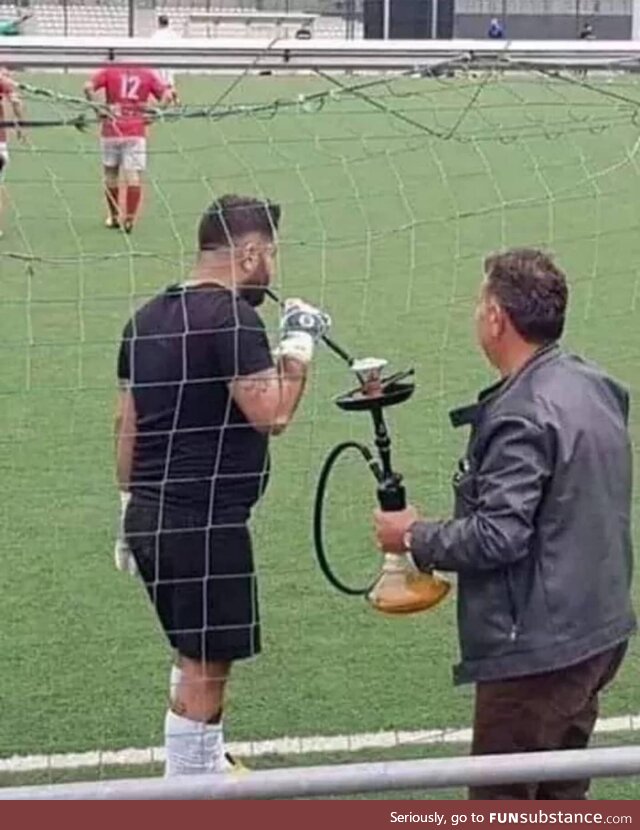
top-left (114, 194), bottom-right (329, 776)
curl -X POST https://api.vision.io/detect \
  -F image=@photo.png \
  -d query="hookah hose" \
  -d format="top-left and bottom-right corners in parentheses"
top-left (312, 440), bottom-right (383, 597)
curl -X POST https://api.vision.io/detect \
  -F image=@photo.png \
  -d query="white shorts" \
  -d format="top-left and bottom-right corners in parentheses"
top-left (0, 142), bottom-right (9, 180)
top-left (101, 137), bottom-right (147, 172)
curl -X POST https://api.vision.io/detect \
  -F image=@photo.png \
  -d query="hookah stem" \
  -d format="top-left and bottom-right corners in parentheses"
top-left (370, 404), bottom-right (407, 512)
top-left (370, 405), bottom-right (394, 481)
top-left (265, 287), bottom-right (356, 367)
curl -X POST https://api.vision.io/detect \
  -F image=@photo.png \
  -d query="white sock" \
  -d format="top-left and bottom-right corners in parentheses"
top-left (164, 710), bottom-right (225, 776)
top-left (169, 664), bottom-right (182, 703)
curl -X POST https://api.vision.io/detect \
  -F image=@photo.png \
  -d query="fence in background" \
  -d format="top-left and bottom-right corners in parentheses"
top-left (0, 0), bottom-right (362, 38)
top-left (1, 0), bottom-right (639, 40)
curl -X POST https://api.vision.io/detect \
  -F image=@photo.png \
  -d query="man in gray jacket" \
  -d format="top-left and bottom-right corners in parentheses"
top-left (374, 248), bottom-right (636, 799)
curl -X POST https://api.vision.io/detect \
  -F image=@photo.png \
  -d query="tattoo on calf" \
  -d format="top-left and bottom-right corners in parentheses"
top-left (170, 699), bottom-right (187, 717)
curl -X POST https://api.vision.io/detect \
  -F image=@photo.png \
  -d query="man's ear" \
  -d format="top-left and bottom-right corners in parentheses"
top-left (487, 298), bottom-right (507, 338)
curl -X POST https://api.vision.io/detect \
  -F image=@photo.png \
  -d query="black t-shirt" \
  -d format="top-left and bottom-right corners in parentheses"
top-left (117, 283), bottom-right (274, 514)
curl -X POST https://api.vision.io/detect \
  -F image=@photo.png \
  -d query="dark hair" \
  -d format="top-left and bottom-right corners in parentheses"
top-left (158, 14), bottom-right (169, 26)
top-left (484, 248), bottom-right (568, 344)
top-left (198, 194), bottom-right (281, 251)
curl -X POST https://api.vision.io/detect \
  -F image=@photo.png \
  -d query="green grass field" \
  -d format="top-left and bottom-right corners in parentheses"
top-left (1, 69), bottom-right (640, 793)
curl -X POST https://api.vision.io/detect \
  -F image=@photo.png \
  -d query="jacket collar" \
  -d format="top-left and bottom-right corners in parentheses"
top-left (449, 342), bottom-right (560, 428)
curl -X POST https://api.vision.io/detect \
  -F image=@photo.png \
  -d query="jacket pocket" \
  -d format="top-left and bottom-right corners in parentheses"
top-left (458, 570), bottom-right (522, 659)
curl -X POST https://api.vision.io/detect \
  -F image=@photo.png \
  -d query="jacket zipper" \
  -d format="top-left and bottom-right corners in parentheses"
top-left (504, 570), bottom-right (519, 642)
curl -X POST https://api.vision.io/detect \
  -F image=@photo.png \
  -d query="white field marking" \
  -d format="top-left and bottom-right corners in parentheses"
top-left (0, 713), bottom-right (639, 774)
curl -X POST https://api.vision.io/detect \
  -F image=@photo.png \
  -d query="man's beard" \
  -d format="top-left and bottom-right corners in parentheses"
top-left (239, 283), bottom-right (266, 307)
top-left (239, 261), bottom-right (270, 307)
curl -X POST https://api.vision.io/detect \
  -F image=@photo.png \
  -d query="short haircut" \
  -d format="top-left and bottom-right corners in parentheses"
top-left (484, 248), bottom-right (568, 344)
top-left (198, 194), bottom-right (281, 251)
top-left (158, 14), bottom-right (169, 26)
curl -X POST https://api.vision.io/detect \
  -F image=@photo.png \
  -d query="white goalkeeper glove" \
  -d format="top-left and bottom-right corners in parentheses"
top-left (114, 490), bottom-right (138, 576)
top-left (274, 298), bottom-right (331, 366)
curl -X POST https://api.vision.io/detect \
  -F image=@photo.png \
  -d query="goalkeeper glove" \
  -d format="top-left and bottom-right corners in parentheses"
top-left (274, 298), bottom-right (331, 365)
top-left (114, 490), bottom-right (138, 576)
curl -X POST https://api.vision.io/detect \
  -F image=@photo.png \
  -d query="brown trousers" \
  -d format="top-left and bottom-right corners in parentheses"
top-left (469, 643), bottom-right (627, 800)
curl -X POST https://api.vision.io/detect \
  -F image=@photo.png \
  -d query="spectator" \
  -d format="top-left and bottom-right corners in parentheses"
top-left (374, 248), bottom-right (636, 800)
top-left (487, 17), bottom-right (504, 39)
top-left (579, 21), bottom-right (595, 39)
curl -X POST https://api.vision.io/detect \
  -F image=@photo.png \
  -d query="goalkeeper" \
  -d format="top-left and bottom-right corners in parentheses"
top-left (114, 194), bottom-right (329, 777)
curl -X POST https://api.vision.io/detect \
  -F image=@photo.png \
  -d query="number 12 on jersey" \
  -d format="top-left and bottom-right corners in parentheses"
top-left (120, 73), bottom-right (141, 101)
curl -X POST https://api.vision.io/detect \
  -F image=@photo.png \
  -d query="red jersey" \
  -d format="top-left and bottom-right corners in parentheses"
top-left (89, 66), bottom-right (166, 139)
top-left (0, 75), bottom-right (15, 143)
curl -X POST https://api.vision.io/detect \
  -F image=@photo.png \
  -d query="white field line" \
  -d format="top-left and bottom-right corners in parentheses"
top-left (1, 713), bottom-right (639, 775)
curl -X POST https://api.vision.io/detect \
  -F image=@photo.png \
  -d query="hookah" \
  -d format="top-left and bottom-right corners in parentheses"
top-left (267, 289), bottom-right (450, 615)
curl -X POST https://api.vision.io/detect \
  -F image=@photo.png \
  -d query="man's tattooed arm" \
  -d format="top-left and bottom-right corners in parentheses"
top-left (230, 361), bottom-right (307, 436)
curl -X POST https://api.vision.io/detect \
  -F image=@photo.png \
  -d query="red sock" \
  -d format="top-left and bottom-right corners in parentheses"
top-left (105, 185), bottom-right (119, 220)
top-left (125, 185), bottom-right (142, 224)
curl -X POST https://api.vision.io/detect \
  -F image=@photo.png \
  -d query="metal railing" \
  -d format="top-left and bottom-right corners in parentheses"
top-left (3, 35), bottom-right (640, 68)
top-left (1, 746), bottom-right (639, 800)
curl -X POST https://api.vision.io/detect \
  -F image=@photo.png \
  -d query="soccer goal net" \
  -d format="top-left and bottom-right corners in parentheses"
top-left (1, 39), bottom-right (639, 796)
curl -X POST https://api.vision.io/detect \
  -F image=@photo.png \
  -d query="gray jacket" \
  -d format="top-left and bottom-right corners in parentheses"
top-left (411, 344), bottom-right (636, 684)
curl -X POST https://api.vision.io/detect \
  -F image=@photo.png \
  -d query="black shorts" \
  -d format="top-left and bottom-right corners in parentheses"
top-left (125, 499), bottom-right (260, 662)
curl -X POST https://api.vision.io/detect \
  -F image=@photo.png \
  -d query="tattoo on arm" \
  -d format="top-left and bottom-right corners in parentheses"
top-left (238, 374), bottom-right (274, 396)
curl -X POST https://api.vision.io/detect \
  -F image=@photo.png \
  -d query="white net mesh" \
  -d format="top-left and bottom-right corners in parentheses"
top-left (1, 55), bottom-right (639, 792)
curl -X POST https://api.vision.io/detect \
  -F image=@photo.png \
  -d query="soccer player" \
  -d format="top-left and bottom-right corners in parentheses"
top-left (151, 14), bottom-right (180, 105)
top-left (114, 194), bottom-right (329, 776)
top-left (84, 61), bottom-right (171, 234)
top-left (0, 69), bottom-right (25, 238)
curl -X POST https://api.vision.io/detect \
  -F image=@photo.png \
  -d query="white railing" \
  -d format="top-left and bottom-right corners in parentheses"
top-left (1, 746), bottom-right (639, 800)
top-left (3, 36), bottom-right (640, 69)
